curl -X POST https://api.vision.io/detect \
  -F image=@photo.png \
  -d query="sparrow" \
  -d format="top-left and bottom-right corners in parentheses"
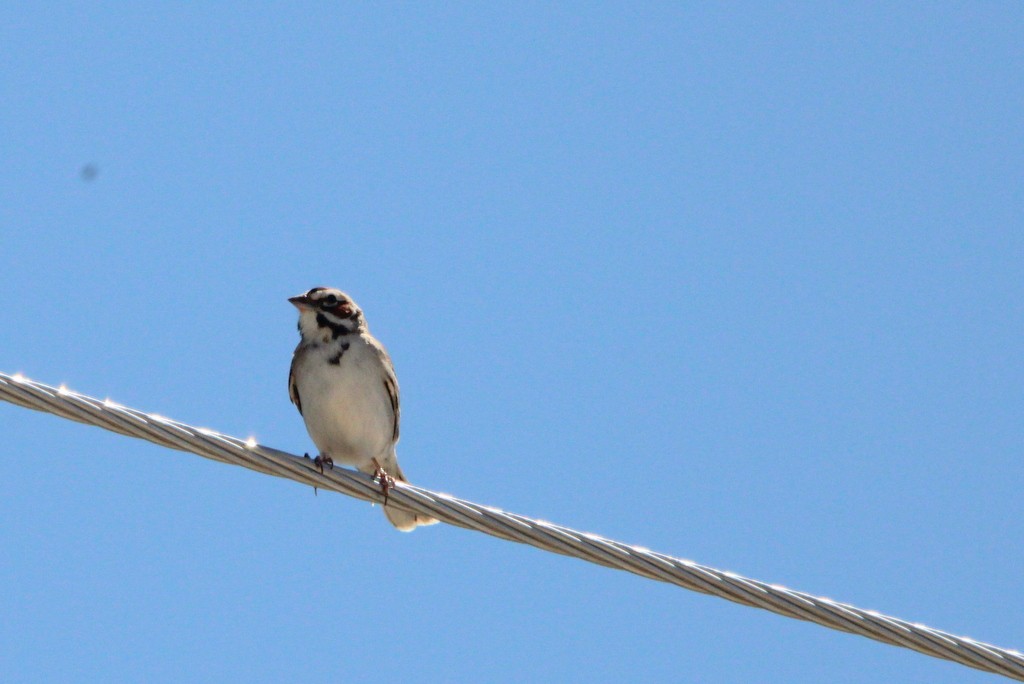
top-left (288, 287), bottom-right (438, 531)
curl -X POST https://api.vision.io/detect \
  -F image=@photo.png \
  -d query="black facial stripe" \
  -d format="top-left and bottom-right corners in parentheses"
top-left (328, 342), bottom-right (351, 365)
top-left (316, 312), bottom-right (356, 338)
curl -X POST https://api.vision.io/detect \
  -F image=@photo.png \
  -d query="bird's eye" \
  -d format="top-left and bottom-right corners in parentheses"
top-left (321, 294), bottom-right (338, 307)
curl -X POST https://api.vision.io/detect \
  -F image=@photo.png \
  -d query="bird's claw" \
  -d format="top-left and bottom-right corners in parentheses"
top-left (313, 454), bottom-right (334, 475)
top-left (373, 465), bottom-right (395, 506)
top-left (305, 453), bottom-right (333, 496)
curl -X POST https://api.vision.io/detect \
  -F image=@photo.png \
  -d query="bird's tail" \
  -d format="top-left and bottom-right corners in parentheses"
top-left (384, 502), bottom-right (439, 532)
top-left (368, 457), bottom-right (439, 532)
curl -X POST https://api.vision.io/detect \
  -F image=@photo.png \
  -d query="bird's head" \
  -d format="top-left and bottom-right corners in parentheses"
top-left (289, 287), bottom-right (364, 341)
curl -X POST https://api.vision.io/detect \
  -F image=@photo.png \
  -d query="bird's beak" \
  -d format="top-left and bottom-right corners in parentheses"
top-left (289, 294), bottom-right (313, 311)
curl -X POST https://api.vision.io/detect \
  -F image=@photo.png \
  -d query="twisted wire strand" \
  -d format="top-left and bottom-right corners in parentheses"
top-left (2, 371), bottom-right (1021, 681)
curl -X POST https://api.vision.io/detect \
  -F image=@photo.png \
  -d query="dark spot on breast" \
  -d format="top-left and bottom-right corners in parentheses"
top-left (328, 342), bottom-right (350, 365)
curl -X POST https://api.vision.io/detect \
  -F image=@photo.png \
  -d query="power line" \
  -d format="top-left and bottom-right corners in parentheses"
top-left (1, 370), bottom-right (1021, 680)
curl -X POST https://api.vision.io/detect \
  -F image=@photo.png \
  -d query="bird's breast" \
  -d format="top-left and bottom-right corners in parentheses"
top-left (293, 343), bottom-right (394, 468)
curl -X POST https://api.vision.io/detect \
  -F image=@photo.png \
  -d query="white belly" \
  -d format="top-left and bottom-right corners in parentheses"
top-left (294, 343), bottom-right (394, 470)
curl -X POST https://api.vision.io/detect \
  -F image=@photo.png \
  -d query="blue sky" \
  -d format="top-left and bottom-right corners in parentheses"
top-left (1, 3), bottom-right (1022, 682)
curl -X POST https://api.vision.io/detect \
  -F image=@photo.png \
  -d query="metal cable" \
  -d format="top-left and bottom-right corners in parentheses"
top-left (1, 371), bottom-right (1021, 680)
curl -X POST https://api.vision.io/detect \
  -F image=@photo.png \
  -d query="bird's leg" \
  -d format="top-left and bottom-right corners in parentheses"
top-left (371, 459), bottom-right (395, 506)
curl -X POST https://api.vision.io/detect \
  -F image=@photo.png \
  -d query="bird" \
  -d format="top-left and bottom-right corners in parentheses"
top-left (288, 286), bottom-right (438, 531)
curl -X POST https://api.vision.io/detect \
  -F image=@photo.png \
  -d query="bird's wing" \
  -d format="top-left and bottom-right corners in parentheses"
top-left (288, 351), bottom-right (303, 416)
top-left (367, 335), bottom-right (400, 442)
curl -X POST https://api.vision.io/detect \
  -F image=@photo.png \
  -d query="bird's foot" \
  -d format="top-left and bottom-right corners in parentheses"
top-left (372, 465), bottom-right (395, 506)
top-left (301, 456), bottom-right (321, 493)
top-left (304, 453), bottom-right (332, 496)
top-left (313, 454), bottom-right (334, 475)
